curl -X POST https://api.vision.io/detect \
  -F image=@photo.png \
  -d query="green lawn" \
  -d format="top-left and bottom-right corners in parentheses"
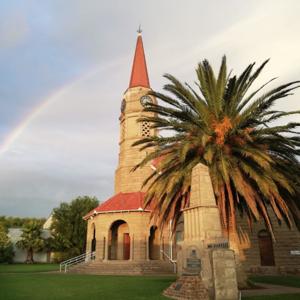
top-left (0, 272), bottom-right (175, 300)
top-left (250, 275), bottom-right (300, 288)
top-left (243, 295), bottom-right (300, 300)
top-left (0, 263), bottom-right (59, 273)
top-left (2, 265), bottom-right (300, 300)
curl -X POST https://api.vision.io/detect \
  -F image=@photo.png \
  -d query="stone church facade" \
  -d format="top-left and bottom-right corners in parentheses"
top-left (84, 32), bottom-right (300, 275)
top-left (84, 32), bottom-right (171, 264)
top-left (236, 211), bottom-right (300, 274)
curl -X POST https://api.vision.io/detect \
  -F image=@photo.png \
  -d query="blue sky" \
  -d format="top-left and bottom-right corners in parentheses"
top-left (0, 0), bottom-right (299, 217)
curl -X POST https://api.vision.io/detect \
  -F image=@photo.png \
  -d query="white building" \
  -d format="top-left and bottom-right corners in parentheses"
top-left (8, 215), bottom-right (53, 263)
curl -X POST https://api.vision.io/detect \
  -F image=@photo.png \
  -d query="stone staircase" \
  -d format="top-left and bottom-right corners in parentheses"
top-left (68, 260), bottom-right (175, 275)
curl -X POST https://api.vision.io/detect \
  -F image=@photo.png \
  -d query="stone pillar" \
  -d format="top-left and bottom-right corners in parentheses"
top-left (177, 163), bottom-right (238, 299)
top-left (130, 234), bottom-right (134, 261)
top-left (95, 236), bottom-right (104, 261)
top-left (104, 235), bottom-right (109, 261)
top-left (133, 232), bottom-right (148, 260)
top-left (160, 237), bottom-right (163, 260)
top-left (85, 221), bottom-right (92, 253)
top-left (146, 235), bottom-right (149, 260)
top-left (86, 238), bottom-right (92, 254)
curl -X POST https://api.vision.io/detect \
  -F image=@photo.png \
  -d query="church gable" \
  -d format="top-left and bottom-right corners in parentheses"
top-left (84, 192), bottom-right (153, 219)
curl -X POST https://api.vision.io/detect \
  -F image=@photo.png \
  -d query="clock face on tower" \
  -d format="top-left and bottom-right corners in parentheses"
top-left (121, 99), bottom-right (126, 112)
top-left (140, 95), bottom-right (152, 107)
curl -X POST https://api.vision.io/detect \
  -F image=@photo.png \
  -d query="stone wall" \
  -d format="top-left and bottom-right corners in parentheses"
top-left (86, 211), bottom-right (171, 262)
top-left (235, 209), bottom-right (300, 274)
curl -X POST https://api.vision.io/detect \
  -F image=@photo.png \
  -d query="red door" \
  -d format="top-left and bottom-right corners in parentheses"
top-left (258, 230), bottom-right (275, 266)
top-left (123, 233), bottom-right (130, 260)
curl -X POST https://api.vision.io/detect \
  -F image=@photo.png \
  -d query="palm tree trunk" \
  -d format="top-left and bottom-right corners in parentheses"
top-left (26, 248), bottom-right (34, 264)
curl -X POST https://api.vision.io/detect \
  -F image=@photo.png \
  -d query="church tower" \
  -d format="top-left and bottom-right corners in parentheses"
top-left (115, 31), bottom-right (157, 193)
top-left (84, 31), bottom-right (172, 266)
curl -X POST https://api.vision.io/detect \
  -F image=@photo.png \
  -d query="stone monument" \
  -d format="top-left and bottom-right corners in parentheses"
top-left (164, 163), bottom-right (239, 300)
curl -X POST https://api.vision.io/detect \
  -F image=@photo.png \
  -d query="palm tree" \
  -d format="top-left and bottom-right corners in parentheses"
top-left (133, 56), bottom-right (300, 239)
top-left (16, 221), bottom-right (45, 263)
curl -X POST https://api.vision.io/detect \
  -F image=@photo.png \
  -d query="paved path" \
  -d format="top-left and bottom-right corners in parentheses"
top-left (242, 283), bottom-right (300, 297)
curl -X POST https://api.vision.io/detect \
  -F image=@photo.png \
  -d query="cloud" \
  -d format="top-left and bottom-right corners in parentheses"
top-left (0, 62), bottom-right (126, 216)
top-left (0, 0), bottom-right (300, 217)
top-left (0, 10), bottom-right (30, 49)
top-left (148, 0), bottom-right (300, 114)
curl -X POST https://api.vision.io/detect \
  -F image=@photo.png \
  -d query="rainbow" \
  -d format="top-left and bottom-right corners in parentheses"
top-left (0, 62), bottom-right (117, 156)
top-left (0, 86), bottom-right (67, 156)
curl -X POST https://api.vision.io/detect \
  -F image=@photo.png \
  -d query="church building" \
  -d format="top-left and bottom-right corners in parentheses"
top-left (83, 31), bottom-right (173, 271)
top-left (83, 31), bottom-right (300, 276)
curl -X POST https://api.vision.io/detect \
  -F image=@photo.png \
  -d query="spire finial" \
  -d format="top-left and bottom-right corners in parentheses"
top-left (137, 25), bottom-right (142, 35)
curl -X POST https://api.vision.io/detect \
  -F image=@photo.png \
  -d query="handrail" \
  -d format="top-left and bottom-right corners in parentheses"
top-left (59, 251), bottom-right (96, 273)
top-left (160, 250), bottom-right (177, 273)
top-left (60, 252), bottom-right (87, 265)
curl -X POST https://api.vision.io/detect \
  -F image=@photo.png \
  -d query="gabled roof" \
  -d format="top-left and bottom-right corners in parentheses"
top-left (129, 33), bottom-right (150, 88)
top-left (83, 192), bottom-right (152, 220)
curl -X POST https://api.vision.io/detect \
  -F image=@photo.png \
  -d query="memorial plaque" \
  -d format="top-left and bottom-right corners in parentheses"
top-left (185, 249), bottom-right (201, 274)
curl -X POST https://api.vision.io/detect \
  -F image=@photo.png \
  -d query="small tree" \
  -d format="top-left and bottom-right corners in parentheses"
top-left (0, 216), bottom-right (45, 229)
top-left (51, 196), bottom-right (98, 259)
top-left (0, 225), bottom-right (14, 263)
top-left (16, 221), bottom-right (44, 263)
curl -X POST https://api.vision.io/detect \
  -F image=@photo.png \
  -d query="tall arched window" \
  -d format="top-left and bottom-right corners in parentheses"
top-left (149, 226), bottom-right (160, 260)
top-left (91, 223), bottom-right (96, 252)
top-left (258, 230), bottom-right (275, 266)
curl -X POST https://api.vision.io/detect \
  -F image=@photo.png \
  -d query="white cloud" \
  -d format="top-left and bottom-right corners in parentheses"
top-left (0, 0), bottom-right (300, 216)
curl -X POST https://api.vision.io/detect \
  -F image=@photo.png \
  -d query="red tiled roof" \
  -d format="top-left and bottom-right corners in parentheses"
top-left (83, 192), bottom-right (152, 220)
top-left (129, 34), bottom-right (150, 88)
top-left (150, 155), bottom-right (166, 171)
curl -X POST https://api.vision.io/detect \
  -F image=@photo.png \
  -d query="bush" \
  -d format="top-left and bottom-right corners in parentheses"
top-left (50, 196), bottom-right (98, 255)
top-left (0, 238), bottom-right (14, 264)
top-left (51, 252), bottom-right (71, 263)
top-left (0, 225), bottom-right (14, 263)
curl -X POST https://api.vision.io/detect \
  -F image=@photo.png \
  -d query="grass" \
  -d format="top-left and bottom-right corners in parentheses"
top-left (0, 267), bottom-right (175, 300)
top-left (243, 294), bottom-right (300, 300)
top-left (1, 265), bottom-right (300, 300)
top-left (0, 263), bottom-right (59, 273)
top-left (250, 275), bottom-right (300, 288)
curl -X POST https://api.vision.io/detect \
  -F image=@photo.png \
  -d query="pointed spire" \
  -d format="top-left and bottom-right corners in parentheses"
top-left (129, 29), bottom-right (150, 88)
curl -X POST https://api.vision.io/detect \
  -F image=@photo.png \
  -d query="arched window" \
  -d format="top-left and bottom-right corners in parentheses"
top-left (149, 226), bottom-right (160, 260)
top-left (258, 230), bottom-right (275, 266)
top-left (91, 223), bottom-right (96, 252)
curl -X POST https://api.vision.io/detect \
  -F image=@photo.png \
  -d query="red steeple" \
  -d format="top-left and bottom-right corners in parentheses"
top-left (129, 31), bottom-right (150, 88)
